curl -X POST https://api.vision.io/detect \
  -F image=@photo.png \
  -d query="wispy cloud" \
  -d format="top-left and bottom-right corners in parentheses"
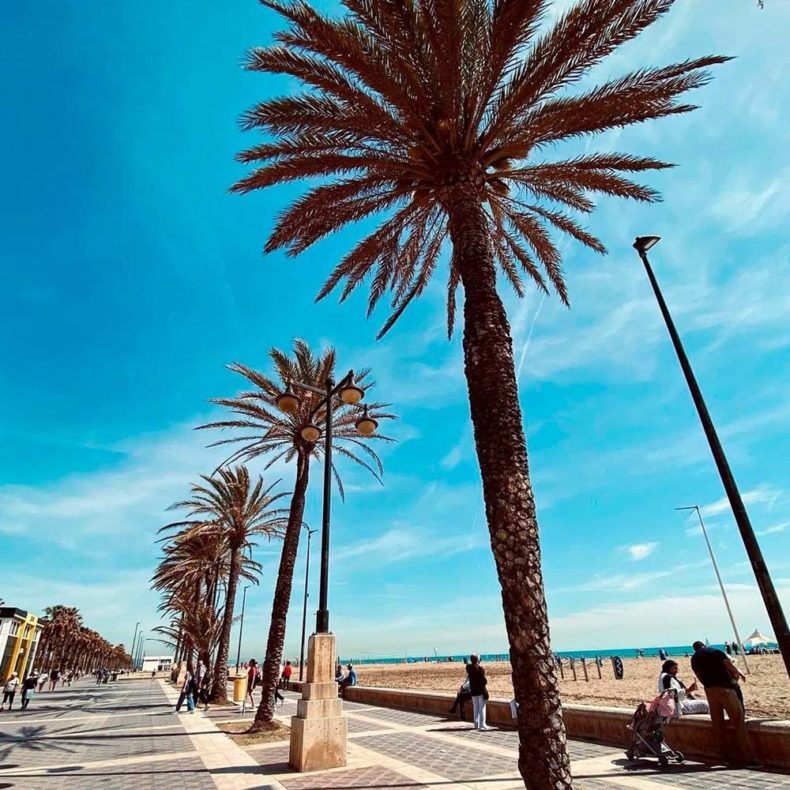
top-left (758, 522), bottom-right (790, 537)
top-left (621, 542), bottom-right (659, 561)
top-left (334, 525), bottom-right (486, 567)
top-left (699, 484), bottom-right (783, 518)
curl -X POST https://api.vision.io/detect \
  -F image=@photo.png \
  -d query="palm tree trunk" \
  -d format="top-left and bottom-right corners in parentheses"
top-left (210, 546), bottom-right (241, 702)
top-left (250, 454), bottom-right (310, 732)
top-left (448, 187), bottom-right (573, 790)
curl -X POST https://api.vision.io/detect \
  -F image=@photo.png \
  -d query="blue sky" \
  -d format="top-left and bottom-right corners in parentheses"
top-left (1, 0), bottom-right (788, 662)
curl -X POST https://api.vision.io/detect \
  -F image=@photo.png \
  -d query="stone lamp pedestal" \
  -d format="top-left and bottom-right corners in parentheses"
top-left (289, 632), bottom-right (347, 772)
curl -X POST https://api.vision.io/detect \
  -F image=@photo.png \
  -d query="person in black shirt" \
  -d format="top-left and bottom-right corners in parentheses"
top-left (467, 654), bottom-right (489, 731)
top-left (690, 641), bottom-right (756, 765)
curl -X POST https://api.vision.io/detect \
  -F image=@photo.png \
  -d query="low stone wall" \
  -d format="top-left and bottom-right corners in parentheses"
top-left (289, 681), bottom-right (790, 769)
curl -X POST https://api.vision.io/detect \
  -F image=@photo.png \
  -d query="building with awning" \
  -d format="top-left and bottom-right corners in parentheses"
top-left (0, 607), bottom-right (43, 680)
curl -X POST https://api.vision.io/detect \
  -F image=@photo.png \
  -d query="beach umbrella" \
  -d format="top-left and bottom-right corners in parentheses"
top-left (745, 629), bottom-right (774, 646)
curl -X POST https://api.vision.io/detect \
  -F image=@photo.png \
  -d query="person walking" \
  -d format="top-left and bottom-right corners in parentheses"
top-left (467, 654), bottom-right (489, 731)
top-left (174, 663), bottom-right (195, 713)
top-left (2, 673), bottom-right (19, 710)
top-left (21, 671), bottom-right (39, 710)
top-left (37, 671), bottom-right (48, 692)
top-left (724, 641), bottom-right (732, 656)
top-left (246, 659), bottom-right (258, 708)
top-left (281, 661), bottom-right (293, 690)
top-left (690, 640), bottom-right (757, 766)
top-left (49, 668), bottom-right (60, 691)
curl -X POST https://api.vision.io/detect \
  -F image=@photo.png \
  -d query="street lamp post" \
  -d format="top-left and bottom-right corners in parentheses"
top-left (634, 236), bottom-right (790, 677)
top-left (130, 622), bottom-right (140, 670)
top-left (676, 505), bottom-right (750, 672)
top-left (235, 586), bottom-right (250, 673)
top-left (276, 368), bottom-right (378, 773)
top-left (299, 526), bottom-right (317, 681)
top-left (134, 633), bottom-right (144, 670)
top-left (277, 370), bottom-right (377, 634)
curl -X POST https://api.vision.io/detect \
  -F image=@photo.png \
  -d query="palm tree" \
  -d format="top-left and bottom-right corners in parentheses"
top-left (233, 1), bottom-right (727, 783)
top-left (202, 339), bottom-right (392, 730)
top-left (160, 466), bottom-right (287, 703)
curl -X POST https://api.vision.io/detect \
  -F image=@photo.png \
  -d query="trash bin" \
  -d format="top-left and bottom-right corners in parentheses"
top-left (233, 676), bottom-right (247, 703)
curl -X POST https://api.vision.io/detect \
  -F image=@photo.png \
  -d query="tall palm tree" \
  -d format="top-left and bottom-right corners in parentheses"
top-left (233, 1), bottom-right (726, 783)
top-left (160, 466), bottom-right (287, 703)
top-left (202, 339), bottom-right (393, 729)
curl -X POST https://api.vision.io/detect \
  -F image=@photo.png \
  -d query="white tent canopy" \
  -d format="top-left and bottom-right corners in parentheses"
top-left (744, 629), bottom-right (774, 646)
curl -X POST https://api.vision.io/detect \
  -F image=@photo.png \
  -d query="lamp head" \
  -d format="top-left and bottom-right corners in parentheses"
top-left (300, 423), bottom-right (321, 443)
top-left (633, 235), bottom-right (661, 253)
top-left (355, 405), bottom-right (378, 436)
top-left (338, 381), bottom-right (365, 405)
top-left (276, 382), bottom-right (302, 414)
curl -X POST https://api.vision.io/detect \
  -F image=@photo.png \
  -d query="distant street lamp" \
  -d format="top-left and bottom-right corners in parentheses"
top-left (276, 370), bottom-right (379, 634)
top-left (235, 585), bottom-right (250, 673)
top-left (299, 526), bottom-right (317, 681)
top-left (634, 236), bottom-right (790, 677)
top-left (130, 621), bottom-right (140, 669)
top-left (676, 505), bottom-right (749, 672)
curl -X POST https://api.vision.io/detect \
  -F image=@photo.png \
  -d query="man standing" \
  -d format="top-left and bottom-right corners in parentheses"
top-left (690, 640), bottom-right (757, 766)
top-left (21, 671), bottom-right (39, 710)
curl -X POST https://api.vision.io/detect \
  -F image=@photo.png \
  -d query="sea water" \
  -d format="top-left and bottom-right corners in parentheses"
top-left (340, 643), bottom-right (776, 664)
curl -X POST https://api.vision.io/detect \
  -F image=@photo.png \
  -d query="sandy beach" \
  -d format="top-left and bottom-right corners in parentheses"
top-left (353, 655), bottom-right (790, 719)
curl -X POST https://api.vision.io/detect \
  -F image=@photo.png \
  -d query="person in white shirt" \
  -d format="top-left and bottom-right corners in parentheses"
top-left (2, 673), bottom-right (19, 710)
top-left (657, 660), bottom-right (708, 715)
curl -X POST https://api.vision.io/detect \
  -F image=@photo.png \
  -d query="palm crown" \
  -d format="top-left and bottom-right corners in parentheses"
top-left (234, 0), bottom-right (728, 336)
top-left (160, 466), bottom-right (288, 551)
top-left (202, 339), bottom-right (393, 496)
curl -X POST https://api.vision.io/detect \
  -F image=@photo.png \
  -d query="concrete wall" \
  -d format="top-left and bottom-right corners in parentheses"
top-left (290, 681), bottom-right (790, 770)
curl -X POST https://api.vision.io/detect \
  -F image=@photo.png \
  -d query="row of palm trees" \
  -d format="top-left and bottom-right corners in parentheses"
top-left (36, 605), bottom-right (130, 673)
top-left (152, 341), bottom-right (392, 719)
top-left (225, 1), bottom-right (727, 788)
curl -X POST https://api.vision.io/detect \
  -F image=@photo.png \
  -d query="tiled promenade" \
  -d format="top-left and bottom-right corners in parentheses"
top-left (1, 678), bottom-right (787, 789)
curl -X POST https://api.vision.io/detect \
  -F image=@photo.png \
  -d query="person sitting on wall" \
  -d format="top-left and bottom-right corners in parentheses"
top-left (339, 664), bottom-right (357, 698)
top-left (657, 660), bottom-right (708, 715)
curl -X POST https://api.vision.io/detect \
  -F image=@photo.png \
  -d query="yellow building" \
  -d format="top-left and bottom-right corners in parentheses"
top-left (0, 607), bottom-right (43, 680)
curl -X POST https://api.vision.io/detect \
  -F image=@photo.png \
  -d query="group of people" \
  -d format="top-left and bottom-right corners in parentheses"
top-left (1, 667), bottom-right (85, 712)
top-left (335, 663), bottom-right (357, 697)
top-left (174, 660), bottom-right (211, 713)
top-left (654, 641), bottom-right (759, 766)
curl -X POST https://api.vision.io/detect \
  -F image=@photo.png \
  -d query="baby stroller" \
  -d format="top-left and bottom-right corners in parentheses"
top-left (625, 690), bottom-right (685, 768)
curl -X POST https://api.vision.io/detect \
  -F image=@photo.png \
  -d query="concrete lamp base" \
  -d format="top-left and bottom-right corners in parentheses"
top-left (289, 632), bottom-right (347, 772)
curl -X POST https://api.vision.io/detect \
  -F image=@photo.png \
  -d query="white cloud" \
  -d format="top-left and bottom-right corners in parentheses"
top-left (622, 542), bottom-right (659, 561)
top-left (334, 525), bottom-right (487, 567)
top-left (758, 522), bottom-right (790, 537)
top-left (711, 167), bottom-right (790, 234)
top-left (549, 580), bottom-right (790, 652)
top-left (699, 484), bottom-right (783, 518)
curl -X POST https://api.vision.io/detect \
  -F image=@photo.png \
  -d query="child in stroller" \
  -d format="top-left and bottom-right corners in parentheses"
top-left (626, 690), bottom-right (685, 768)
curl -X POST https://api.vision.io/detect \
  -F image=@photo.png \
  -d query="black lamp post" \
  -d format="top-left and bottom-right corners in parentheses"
top-left (634, 235), bottom-right (790, 677)
top-left (299, 526), bottom-right (317, 681)
top-left (276, 370), bottom-right (378, 634)
top-left (235, 585), bottom-right (250, 673)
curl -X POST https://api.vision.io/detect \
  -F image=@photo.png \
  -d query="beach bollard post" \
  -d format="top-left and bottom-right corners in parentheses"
top-left (570, 657), bottom-right (577, 681)
top-left (557, 657), bottom-right (564, 680)
top-left (595, 657), bottom-right (602, 679)
top-left (581, 658), bottom-right (589, 682)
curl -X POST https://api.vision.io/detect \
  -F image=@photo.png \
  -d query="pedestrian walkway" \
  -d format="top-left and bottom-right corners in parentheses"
top-left (0, 678), bottom-right (786, 789)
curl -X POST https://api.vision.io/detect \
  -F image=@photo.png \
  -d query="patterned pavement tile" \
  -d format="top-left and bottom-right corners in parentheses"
top-left (354, 731), bottom-right (516, 782)
top-left (2, 755), bottom-right (215, 789)
top-left (283, 765), bottom-right (423, 790)
top-left (347, 708), bottom-right (447, 727)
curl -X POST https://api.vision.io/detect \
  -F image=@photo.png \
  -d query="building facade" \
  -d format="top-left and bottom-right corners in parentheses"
top-left (141, 655), bottom-right (173, 673)
top-left (0, 607), bottom-right (43, 680)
